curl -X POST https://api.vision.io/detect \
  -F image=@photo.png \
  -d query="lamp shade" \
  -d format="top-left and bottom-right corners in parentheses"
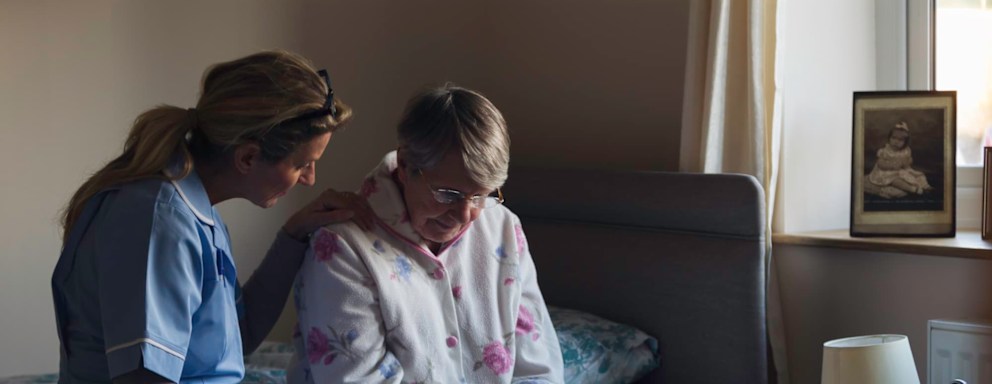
top-left (821, 334), bottom-right (920, 384)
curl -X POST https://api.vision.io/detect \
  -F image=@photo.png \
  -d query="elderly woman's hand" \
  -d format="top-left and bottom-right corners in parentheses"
top-left (283, 188), bottom-right (375, 241)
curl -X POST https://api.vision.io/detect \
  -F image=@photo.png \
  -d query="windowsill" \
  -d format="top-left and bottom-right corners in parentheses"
top-left (772, 229), bottom-right (992, 260)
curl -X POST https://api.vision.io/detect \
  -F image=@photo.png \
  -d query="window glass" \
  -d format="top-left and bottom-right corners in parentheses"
top-left (935, 0), bottom-right (992, 165)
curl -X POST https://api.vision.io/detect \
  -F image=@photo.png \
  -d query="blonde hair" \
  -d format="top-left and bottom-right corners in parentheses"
top-left (397, 84), bottom-right (509, 190)
top-left (62, 50), bottom-right (352, 241)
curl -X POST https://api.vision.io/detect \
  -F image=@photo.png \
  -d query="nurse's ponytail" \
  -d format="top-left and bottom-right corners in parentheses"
top-left (61, 50), bottom-right (352, 242)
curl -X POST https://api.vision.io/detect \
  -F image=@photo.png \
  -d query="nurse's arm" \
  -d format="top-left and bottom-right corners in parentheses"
top-left (238, 229), bottom-right (308, 354)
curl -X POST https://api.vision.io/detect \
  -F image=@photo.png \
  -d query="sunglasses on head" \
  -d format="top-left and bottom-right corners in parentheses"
top-left (277, 69), bottom-right (338, 126)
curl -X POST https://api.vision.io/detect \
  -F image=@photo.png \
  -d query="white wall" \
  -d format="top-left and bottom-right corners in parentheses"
top-left (0, 0), bottom-right (688, 376)
top-left (778, 0), bottom-right (877, 234)
top-left (777, 0), bottom-right (992, 383)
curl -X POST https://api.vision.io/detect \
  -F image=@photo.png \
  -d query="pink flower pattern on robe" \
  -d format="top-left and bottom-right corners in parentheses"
top-left (516, 305), bottom-right (535, 335)
top-left (313, 230), bottom-right (340, 262)
top-left (307, 327), bottom-right (333, 365)
top-left (306, 325), bottom-right (358, 366)
top-left (482, 341), bottom-right (513, 375)
top-left (360, 177), bottom-right (378, 198)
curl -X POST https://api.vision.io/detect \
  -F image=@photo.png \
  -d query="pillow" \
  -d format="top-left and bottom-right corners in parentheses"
top-left (243, 341), bottom-right (296, 384)
top-left (549, 306), bottom-right (660, 384)
top-left (241, 368), bottom-right (287, 384)
top-left (246, 340), bottom-right (296, 368)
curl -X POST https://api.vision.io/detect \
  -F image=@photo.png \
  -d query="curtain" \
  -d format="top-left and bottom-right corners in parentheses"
top-left (679, 0), bottom-right (787, 383)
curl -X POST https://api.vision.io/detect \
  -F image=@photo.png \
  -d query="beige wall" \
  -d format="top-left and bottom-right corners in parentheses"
top-left (775, 245), bottom-right (992, 384)
top-left (0, 0), bottom-right (688, 376)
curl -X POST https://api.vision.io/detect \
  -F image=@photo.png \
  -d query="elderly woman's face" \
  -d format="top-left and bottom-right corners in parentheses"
top-left (399, 151), bottom-right (491, 247)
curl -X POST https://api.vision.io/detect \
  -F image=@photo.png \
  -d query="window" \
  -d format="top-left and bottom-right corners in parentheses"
top-left (881, 0), bottom-right (990, 228)
top-left (899, 0), bottom-right (992, 168)
top-left (934, 0), bottom-right (992, 166)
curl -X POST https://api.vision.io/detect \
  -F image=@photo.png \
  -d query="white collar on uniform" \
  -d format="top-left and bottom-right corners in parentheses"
top-left (168, 168), bottom-right (216, 227)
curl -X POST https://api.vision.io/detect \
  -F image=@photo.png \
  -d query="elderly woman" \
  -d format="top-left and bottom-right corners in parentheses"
top-left (287, 85), bottom-right (563, 383)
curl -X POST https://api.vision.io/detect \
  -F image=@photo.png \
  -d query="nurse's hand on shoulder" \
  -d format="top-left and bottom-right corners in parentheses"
top-left (283, 188), bottom-right (375, 241)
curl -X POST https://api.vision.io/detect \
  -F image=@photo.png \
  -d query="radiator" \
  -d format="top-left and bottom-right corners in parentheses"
top-left (929, 318), bottom-right (992, 384)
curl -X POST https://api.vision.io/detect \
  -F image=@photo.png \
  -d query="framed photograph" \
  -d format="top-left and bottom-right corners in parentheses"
top-left (850, 91), bottom-right (956, 237)
top-left (983, 147), bottom-right (992, 239)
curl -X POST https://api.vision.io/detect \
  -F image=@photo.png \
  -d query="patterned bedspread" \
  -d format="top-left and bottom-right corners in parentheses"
top-left (1, 309), bottom-right (661, 384)
top-left (0, 342), bottom-right (293, 384)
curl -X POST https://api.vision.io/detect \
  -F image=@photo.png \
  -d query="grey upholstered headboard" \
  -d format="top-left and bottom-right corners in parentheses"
top-left (503, 167), bottom-right (768, 384)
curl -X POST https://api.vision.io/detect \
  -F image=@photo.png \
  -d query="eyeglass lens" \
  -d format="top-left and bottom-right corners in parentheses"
top-left (432, 190), bottom-right (499, 208)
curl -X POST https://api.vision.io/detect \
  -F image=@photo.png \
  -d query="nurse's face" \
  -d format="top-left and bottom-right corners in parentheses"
top-left (248, 132), bottom-right (332, 208)
top-left (397, 151), bottom-right (489, 246)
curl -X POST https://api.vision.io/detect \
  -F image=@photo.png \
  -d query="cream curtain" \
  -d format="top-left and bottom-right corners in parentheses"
top-left (679, 0), bottom-right (787, 383)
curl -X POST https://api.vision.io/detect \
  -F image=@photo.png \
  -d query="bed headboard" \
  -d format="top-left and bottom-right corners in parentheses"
top-left (504, 167), bottom-right (768, 384)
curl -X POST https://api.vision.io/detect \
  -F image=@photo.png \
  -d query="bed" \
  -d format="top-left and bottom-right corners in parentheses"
top-left (503, 166), bottom-right (769, 384)
top-left (3, 167), bottom-right (768, 384)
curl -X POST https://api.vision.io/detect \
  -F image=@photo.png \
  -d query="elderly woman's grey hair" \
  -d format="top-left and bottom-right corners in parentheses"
top-left (397, 83), bottom-right (510, 190)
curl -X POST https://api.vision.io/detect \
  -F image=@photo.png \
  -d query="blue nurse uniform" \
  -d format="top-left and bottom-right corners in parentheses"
top-left (51, 170), bottom-right (244, 383)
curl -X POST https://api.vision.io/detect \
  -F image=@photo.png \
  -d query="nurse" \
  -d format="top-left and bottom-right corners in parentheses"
top-left (51, 50), bottom-right (371, 383)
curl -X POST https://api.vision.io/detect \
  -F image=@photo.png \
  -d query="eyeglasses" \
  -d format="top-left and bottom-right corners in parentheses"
top-left (418, 169), bottom-right (504, 209)
top-left (316, 69), bottom-right (337, 117)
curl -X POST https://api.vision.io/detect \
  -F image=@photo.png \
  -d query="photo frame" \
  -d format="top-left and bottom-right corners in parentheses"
top-left (983, 147), bottom-right (992, 239)
top-left (850, 91), bottom-right (956, 237)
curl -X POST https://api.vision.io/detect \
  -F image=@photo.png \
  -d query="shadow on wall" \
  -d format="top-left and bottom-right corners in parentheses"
top-left (293, 0), bottom-right (690, 175)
